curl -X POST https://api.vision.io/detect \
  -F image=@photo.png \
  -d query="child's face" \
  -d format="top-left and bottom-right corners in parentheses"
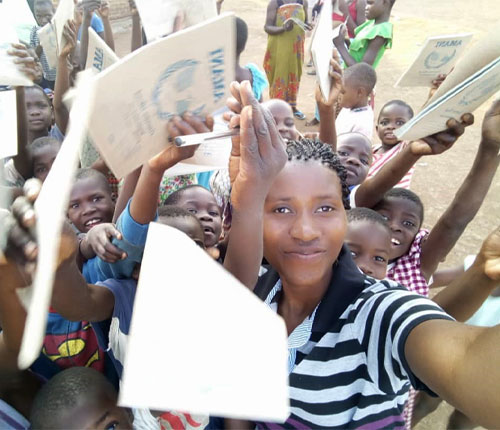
top-left (58, 390), bottom-right (133, 429)
top-left (263, 162), bottom-right (347, 289)
top-left (174, 187), bottom-right (222, 248)
top-left (263, 100), bottom-right (300, 141)
top-left (345, 220), bottom-right (391, 279)
top-left (374, 196), bottom-right (422, 260)
top-left (32, 144), bottom-right (59, 183)
top-left (376, 104), bottom-right (412, 147)
top-left (25, 88), bottom-right (52, 133)
top-left (159, 216), bottom-right (206, 249)
top-left (68, 177), bottom-right (115, 233)
top-left (337, 134), bottom-right (373, 186)
top-left (34, 2), bottom-right (54, 27)
top-left (340, 81), bottom-right (362, 109)
top-left (365, 0), bottom-right (386, 20)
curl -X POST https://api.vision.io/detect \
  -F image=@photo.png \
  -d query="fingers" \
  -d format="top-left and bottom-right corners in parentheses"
top-left (166, 112), bottom-right (209, 138)
top-left (24, 179), bottom-right (42, 203)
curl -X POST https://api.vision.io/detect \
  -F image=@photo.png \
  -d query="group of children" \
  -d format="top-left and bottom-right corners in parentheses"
top-left (0, 0), bottom-right (500, 429)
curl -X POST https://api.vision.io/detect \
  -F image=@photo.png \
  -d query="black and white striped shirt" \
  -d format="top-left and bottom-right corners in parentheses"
top-left (254, 246), bottom-right (453, 430)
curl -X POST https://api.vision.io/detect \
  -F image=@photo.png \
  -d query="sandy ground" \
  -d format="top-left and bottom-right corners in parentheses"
top-left (110, 2), bottom-right (498, 428)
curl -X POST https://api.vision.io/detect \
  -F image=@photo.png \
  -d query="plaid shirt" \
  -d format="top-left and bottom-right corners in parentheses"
top-left (387, 229), bottom-right (430, 297)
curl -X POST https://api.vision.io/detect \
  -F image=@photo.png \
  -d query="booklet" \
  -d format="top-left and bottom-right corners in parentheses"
top-left (52, 0), bottom-right (74, 58)
top-left (395, 56), bottom-right (500, 141)
top-left (395, 33), bottom-right (473, 88)
top-left (37, 23), bottom-right (58, 70)
top-left (2, 0), bottom-right (37, 45)
top-left (86, 27), bottom-right (119, 73)
top-left (0, 90), bottom-right (18, 159)
top-left (87, 13), bottom-right (235, 179)
top-left (17, 71), bottom-right (95, 369)
top-left (119, 222), bottom-right (290, 421)
top-left (135, 0), bottom-right (217, 42)
top-left (0, 4), bottom-right (34, 87)
top-left (311, 0), bottom-right (333, 101)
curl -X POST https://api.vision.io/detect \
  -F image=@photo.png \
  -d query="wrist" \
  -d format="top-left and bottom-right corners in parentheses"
top-left (479, 138), bottom-right (500, 155)
top-left (468, 256), bottom-right (499, 286)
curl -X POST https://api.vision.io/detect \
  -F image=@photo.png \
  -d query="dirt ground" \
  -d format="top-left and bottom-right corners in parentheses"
top-left (110, 2), bottom-right (498, 428)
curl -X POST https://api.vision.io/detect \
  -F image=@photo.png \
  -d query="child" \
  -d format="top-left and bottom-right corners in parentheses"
top-left (333, 0), bottom-right (394, 68)
top-left (30, 0), bottom-right (57, 89)
top-left (164, 185), bottom-right (222, 249)
top-left (367, 100), bottom-right (415, 188)
top-left (345, 207), bottom-right (391, 280)
top-left (333, 0), bottom-right (366, 38)
top-left (223, 81), bottom-right (500, 429)
top-left (30, 137), bottom-right (61, 183)
top-left (30, 367), bottom-right (133, 429)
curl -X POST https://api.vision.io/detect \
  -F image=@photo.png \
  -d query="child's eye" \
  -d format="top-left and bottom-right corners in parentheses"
top-left (93, 196), bottom-right (102, 202)
top-left (209, 211), bottom-right (220, 217)
top-left (374, 256), bottom-right (387, 263)
top-left (285, 119), bottom-right (295, 127)
top-left (337, 150), bottom-right (348, 157)
top-left (350, 250), bottom-right (358, 258)
top-left (105, 421), bottom-right (119, 430)
top-left (274, 207), bottom-right (291, 214)
top-left (317, 205), bottom-right (333, 213)
top-left (360, 158), bottom-right (369, 166)
top-left (396, 120), bottom-right (406, 126)
top-left (187, 208), bottom-right (197, 214)
top-left (70, 203), bottom-right (79, 209)
top-left (380, 120), bottom-right (388, 125)
top-left (403, 220), bottom-right (415, 228)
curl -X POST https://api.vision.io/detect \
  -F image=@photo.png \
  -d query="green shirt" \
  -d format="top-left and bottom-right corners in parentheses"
top-left (348, 20), bottom-right (393, 69)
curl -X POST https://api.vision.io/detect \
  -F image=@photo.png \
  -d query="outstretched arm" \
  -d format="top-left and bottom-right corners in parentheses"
top-left (420, 100), bottom-right (500, 280)
top-left (354, 115), bottom-right (474, 208)
top-left (223, 81), bottom-right (287, 289)
top-left (129, 0), bottom-right (143, 52)
top-left (98, 1), bottom-right (115, 51)
top-left (333, 25), bottom-right (386, 67)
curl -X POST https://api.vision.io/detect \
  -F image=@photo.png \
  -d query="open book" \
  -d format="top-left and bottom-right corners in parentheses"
top-left (395, 33), bottom-right (473, 88)
top-left (395, 27), bottom-right (500, 141)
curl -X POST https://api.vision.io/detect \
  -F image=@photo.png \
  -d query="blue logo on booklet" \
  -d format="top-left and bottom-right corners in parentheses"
top-left (424, 50), bottom-right (456, 69)
top-left (152, 60), bottom-right (205, 120)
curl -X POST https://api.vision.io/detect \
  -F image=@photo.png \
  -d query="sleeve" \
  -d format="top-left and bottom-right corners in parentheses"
top-left (91, 14), bottom-right (105, 33)
top-left (356, 283), bottom-right (454, 395)
top-left (348, 184), bottom-right (360, 209)
top-left (245, 63), bottom-right (269, 101)
top-left (30, 26), bottom-right (38, 48)
top-left (49, 123), bottom-right (65, 143)
top-left (91, 199), bottom-right (158, 281)
top-left (364, 22), bottom-right (392, 48)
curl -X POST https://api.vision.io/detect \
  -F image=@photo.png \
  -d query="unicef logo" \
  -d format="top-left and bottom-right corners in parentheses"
top-left (152, 60), bottom-right (206, 120)
top-left (424, 50), bottom-right (456, 69)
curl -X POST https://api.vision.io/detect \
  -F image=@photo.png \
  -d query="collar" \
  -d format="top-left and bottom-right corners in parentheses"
top-left (254, 245), bottom-right (366, 334)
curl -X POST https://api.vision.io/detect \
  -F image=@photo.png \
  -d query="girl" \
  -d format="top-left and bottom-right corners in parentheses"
top-left (333, 0), bottom-right (394, 68)
top-left (333, 0), bottom-right (366, 38)
top-left (224, 81), bottom-right (500, 429)
top-left (263, 0), bottom-right (310, 120)
top-left (367, 100), bottom-right (415, 188)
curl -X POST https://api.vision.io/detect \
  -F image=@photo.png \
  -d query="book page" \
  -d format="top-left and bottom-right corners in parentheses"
top-left (427, 26), bottom-right (500, 104)
top-left (395, 33), bottom-right (473, 88)
top-left (395, 58), bottom-right (500, 141)
top-left (86, 27), bottom-right (119, 73)
top-left (87, 14), bottom-right (235, 179)
top-left (311, 0), bottom-right (333, 101)
top-left (0, 90), bottom-right (18, 159)
top-left (119, 223), bottom-right (290, 421)
top-left (135, 0), bottom-right (217, 42)
top-left (3, 0), bottom-right (37, 45)
top-left (52, 0), bottom-right (75, 56)
top-left (17, 71), bottom-right (95, 369)
top-left (37, 23), bottom-right (58, 70)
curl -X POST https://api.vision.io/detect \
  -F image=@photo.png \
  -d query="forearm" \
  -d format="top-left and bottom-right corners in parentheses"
top-left (333, 40), bottom-right (357, 67)
top-left (264, 25), bottom-right (286, 35)
top-left (129, 165), bottom-right (162, 224)
top-left (101, 17), bottom-right (115, 51)
top-left (0, 290), bottom-right (27, 355)
top-left (113, 167), bottom-right (141, 222)
top-left (318, 105), bottom-right (337, 149)
top-left (80, 15), bottom-right (92, 68)
top-left (53, 56), bottom-right (71, 134)
top-left (432, 260), bottom-right (498, 321)
top-left (355, 145), bottom-right (420, 208)
top-left (13, 88), bottom-right (32, 179)
top-left (131, 15), bottom-right (143, 52)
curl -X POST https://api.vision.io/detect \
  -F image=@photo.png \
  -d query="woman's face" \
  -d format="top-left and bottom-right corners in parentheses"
top-left (263, 162), bottom-right (347, 289)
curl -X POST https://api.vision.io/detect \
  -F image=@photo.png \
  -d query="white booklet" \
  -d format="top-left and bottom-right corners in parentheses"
top-left (0, 4), bottom-right (34, 87)
top-left (0, 90), bottom-right (18, 159)
top-left (37, 23), bottom-right (58, 70)
top-left (135, 0), bottom-right (217, 42)
top-left (395, 33), bottom-right (473, 88)
top-left (311, 0), bottom-right (333, 101)
top-left (87, 13), bottom-right (235, 179)
top-left (119, 222), bottom-right (290, 421)
top-left (2, 0), bottom-right (37, 45)
top-left (85, 27), bottom-right (119, 74)
top-left (17, 71), bottom-right (95, 369)
top-left (395, 57), bottom-right (500, 141)
top-left (52, 0), bottom-right (74, 58)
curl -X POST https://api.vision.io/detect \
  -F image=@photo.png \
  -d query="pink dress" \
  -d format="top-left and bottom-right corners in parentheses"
top-left (368, 141), bottom-right (415, 189)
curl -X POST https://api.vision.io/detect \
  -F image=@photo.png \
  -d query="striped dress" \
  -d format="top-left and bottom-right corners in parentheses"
top-left (254, 246), bottom-right (452, 429)
top-left (367, 142), bottom-right (414, 189)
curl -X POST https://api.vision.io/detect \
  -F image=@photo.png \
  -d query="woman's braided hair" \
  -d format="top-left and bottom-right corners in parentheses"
top-left (285, 138), bottom-right (351, 210)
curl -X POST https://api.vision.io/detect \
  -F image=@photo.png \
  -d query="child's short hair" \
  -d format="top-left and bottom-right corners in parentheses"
top-left (158, 205), bottom-right (202, 225)
top-left (31, 136), bottom-right (60, 152)
top-left (163, 184), bottom-right (211, 207)
top-left (30, 367), bottom-right (118, 429)
top-left (286, 138), bottom-right (351, 210)
top-left (379, 187), bottom-right (424, 224)
top-left (74, 168), bottom-right (111, 194)
top-left (378, 100), bottom-right (414, 120)
top-left (236, 17), bottom-right (248, 57)
top-left (344, 63), bottom-right (377, 94)
top-left (347, 207), bottom-right (391, 234)
top-left (25, 84), bottom-right (51, 104)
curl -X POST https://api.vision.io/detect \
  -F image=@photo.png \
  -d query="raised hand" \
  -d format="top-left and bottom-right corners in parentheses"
top-left (316, 53), bottom-right (343, 108)
top-left (480, 99), bottom-right (500, 151)
top-left (477, 224), bottom-right (500, 281)
top-left (7, 43), bottom-right (39, 83)
top-left (81, 0), bottom-right (101, 18)
top-left (97, 0), bottom-right (110, 19)
top-left (409, 113), bottom-right (474, 156)
top-left (84, 223), bottom-right (126, 263)
top-left (128, 0), bottom-right (138, 16)
top-left (60, 20), bottom-right (77, 58)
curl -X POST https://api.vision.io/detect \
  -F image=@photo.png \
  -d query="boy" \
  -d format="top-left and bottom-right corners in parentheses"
top-left (31, 137), bottom-right (61, 183)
